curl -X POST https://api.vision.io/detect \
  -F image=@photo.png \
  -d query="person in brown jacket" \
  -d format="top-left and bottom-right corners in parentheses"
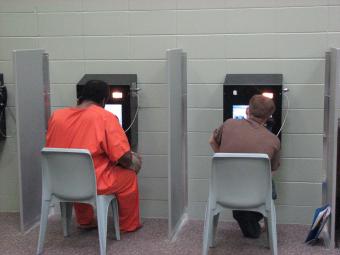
top-left (209, 94), bottom-right (281, 238)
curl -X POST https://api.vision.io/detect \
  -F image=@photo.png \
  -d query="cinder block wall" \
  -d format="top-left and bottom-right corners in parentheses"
top-left (0, 0), bottom-right (339, 224)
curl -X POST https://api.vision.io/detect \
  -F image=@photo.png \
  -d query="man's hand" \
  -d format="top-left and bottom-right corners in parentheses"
top-left (117, 151), bottom-right (142, 174)
top-left (209, 133), bottom-right (220, 153)
top-left (130, 152), bottom-right (142, 174)
top-left (209, 125), bottom-right (223, 153)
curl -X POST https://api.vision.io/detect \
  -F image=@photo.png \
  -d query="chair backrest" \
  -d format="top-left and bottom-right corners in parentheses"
top-left (211, 153), bottom-right (272, 209)
top-left (41, 148), bottom-right (97, 201)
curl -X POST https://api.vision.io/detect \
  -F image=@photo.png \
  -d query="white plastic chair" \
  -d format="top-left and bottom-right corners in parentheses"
top-left (36, 148), bottom-right (120, 255)
top-left (202, 153), bottom-right (277, 255)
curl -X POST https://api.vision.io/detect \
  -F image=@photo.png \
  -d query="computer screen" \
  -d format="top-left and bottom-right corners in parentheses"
top-left (232, 105), bottom-right (248, 120)
top-left (105, 104), bottom-right (123, 126)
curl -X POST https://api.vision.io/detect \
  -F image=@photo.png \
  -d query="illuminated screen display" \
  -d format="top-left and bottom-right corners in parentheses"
top-left (232, 105), bottom-right (248, 120)
top-left (105, 104), bottom-right (123, 126)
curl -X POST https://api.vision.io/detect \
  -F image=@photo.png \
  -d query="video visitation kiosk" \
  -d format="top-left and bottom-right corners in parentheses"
top-left (223, 74), bottom-right (283, 138)
top-left (77, 74), bottom-right (138, 151)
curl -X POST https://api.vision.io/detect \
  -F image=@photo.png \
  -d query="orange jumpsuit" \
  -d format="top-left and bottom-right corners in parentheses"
top-left (46, 104), bottom-right (141, 232)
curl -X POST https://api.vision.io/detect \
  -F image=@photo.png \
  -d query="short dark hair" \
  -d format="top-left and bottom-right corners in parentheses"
top-left (78, 80), bottom-right (109, 105)
top-left (249, 95), bottom-right (276, 120)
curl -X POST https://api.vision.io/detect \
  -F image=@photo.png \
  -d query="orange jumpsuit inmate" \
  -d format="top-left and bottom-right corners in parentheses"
top-left (46, 104), bottom-right (141, 232)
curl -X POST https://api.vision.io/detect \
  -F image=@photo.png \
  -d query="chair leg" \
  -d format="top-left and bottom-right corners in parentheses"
top-left (111, 199), bottom-right (120, 241)
top-left (202, 204), bottom-right (214, 255)
top-left (264, 217), bottom-right (269, 249)
top-left (209, 213), bottom-right (220, 248)
top-left (36, 200), bottom-right (50, 255)
top-left (267, 203), bottom-right (278, 255)
top-left (60, 202), bottom-right (73, 237)
top-left (96, 197), bottom-right (110, 255)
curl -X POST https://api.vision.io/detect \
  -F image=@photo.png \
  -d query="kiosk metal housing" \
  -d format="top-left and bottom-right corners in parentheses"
top-left (223, 74), bottom-right (283, 138)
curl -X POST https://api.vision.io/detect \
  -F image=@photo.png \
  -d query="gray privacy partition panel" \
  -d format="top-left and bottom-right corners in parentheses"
top-left (323, 48), bottom-right (340, 248)
top-left (167, 49), bottom-right (188, 239)
top-left (14, 50), bottom-right (50, 232)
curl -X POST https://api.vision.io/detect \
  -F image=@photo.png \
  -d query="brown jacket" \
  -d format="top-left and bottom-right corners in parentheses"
top-left (213, 118), bottom-right (281, 170)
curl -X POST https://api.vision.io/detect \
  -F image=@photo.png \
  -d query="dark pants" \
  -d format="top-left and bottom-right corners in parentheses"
top-left (233, 180), bottom-right (277, 239)
top-left (233, 210), bottom-right (263, 238)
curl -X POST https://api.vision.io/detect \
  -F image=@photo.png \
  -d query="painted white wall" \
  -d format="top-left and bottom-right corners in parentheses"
top-left (0, 0), bottom-right (339, 224)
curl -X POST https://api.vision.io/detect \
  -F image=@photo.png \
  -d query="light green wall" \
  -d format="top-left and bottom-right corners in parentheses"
top-left (0, 0), bottom-right (339, 224)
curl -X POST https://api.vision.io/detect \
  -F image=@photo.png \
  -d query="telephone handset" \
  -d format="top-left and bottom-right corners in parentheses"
top-left (0, 73), bottom-right (7, 139)
top-left (0, 73), bottom-right (6, 107)
top-left (0, 86), bottom-right (7, 108)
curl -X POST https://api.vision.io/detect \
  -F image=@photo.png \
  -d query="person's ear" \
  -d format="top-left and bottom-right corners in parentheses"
top-left (246, 107), bottom-right (249, 118)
